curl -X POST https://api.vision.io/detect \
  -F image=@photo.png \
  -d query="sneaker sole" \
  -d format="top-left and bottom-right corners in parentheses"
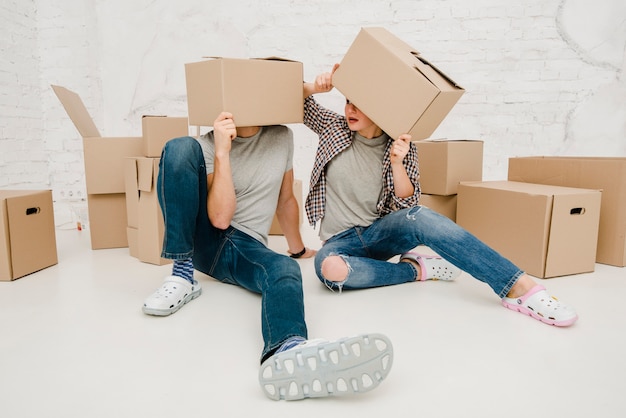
top-left (259, 333), bottom-right (393, 401)
top-left (142, 288), bottom-right (202, 316)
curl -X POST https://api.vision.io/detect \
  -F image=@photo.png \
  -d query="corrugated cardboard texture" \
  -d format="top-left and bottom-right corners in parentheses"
top-left (508, 156), bottom-right (626, 267)
top-left (185, 58), bottom-right (304, 127)
top-left (333, 27), bottom-right (464, 140)
top-left (457, 181), bottom-right (601, 278)
top-left (0, 190), bottom-right (58, 281)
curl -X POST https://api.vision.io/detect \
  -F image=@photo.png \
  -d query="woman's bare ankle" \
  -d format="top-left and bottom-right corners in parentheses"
top-left (506, 274), bottom-right (536, 298)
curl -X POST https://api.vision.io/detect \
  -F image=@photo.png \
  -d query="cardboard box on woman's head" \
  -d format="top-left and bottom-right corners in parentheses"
top-left (333, 27), bottom-right (464, 140)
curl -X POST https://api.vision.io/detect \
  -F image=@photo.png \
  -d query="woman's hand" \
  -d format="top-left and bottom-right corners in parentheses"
top-left (390, 134), bottom-right (411, 165)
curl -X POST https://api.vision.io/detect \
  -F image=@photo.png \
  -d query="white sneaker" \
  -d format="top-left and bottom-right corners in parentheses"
top-left (142, 275), bottom-right (202, 316)
top-left (259, 333), bottom-right (393, 401)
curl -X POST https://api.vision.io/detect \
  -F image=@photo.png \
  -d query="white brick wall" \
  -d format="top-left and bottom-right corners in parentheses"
top-left (1, 0), bottom-right (625, 214)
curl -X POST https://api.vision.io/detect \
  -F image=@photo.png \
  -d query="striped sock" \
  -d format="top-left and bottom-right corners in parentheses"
top-left (172, 258), bottom-right (195, 283)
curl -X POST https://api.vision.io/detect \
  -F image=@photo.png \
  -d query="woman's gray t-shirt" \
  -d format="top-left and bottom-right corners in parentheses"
top-left (196, 125), bottom-right (294, 245)
top-left (320, 132), bottom-right (388, 241)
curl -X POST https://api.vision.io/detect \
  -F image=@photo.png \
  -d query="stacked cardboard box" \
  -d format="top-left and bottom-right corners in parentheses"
top-left (124, 117), bottom-right (189, 265)
top-left (413, 140), bottom-right (484, 221)
top-left (1, 190), bottom-right (58, 281)
top-left (457, 181), bottom-right (602, 278)
top-left (52, 85), bottom-right (189, 259)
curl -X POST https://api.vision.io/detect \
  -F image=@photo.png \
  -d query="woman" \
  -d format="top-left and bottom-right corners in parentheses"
top-left (302, 65), bottom-right (577, 327)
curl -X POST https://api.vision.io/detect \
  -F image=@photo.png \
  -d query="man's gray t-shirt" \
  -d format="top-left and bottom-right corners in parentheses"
top-left (320, 132), bottom-right (388, 241)
top-left (196, 125), bottom-right (294, 245)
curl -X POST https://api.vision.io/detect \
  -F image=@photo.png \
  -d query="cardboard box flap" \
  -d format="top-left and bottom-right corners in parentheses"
top-left (51, 85), bottom-right (101, 138)
top-left (202, 56), bottom-right (298, 63)
top-left (137, 158), bottom-right (158, 192)
top-left (411, 53), bottom-right (463, 91)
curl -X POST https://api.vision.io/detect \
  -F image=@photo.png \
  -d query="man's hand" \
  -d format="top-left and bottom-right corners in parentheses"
top-left (213, 112), bottom-right (237, 156)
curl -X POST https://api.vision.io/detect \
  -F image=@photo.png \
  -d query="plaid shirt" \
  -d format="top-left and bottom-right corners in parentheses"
top-left (304, 96), bottom-right (421, 226)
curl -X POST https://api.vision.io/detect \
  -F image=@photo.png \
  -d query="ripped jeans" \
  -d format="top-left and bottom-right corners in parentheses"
top-left (314, 206), bottom-right (523, 298)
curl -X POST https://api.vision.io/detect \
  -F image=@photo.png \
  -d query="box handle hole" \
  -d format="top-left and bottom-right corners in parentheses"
top-left (570, 207), bottom-right (586, 215)
top-left (26, 207), bottom-right (41, 215)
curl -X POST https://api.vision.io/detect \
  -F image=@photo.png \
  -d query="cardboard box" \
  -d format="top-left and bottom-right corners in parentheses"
top-left (1, 190), bottom-right (58, 281)
top-left (457, 181), bottom-right (602, 279)
top-left (52, 85), bottom-right (143, 249)
top-left (414, 140), bottom-right (483, 195)
top-left (142, 116), bottom-right (189, 157)
top-left (269, 179), bottom-right (303, 235)
top-left (508, 156), bottom-right (626, 267)
top-left (124, 157), bottom-right (170, 266)
top-left (419, 194), bottom-right (457, 222)
top-left (185, 58), bottom-right (304, 127)
top-left (333, 27), bottom-right (464, 140)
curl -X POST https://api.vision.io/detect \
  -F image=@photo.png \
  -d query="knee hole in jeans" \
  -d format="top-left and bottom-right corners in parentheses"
top-left (321, 255), bottom-right (349, 282)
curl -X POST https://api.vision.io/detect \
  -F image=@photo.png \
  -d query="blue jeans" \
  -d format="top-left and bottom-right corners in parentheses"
top-left (157, 137), bottom-right (307, 362)
top-left (315, 206), bottom-right (523, 298)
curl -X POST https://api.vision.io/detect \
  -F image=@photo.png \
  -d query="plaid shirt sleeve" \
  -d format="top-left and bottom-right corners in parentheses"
top-left (378, 140), bottom-right (421, 215)
top-left (303, 96), bottom-right (353, 226)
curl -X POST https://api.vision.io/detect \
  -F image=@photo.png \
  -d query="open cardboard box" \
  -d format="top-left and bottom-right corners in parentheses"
top-left (457, 181), bottom-right (602, 279)
top-left (185, 57), bottom-right (303, 127)
top-left (52, 85), bottom-right (143, 249)
top-left (333, 27), bottom-right (464, 140)
top-left (1, 190), bottom-right (58, 281)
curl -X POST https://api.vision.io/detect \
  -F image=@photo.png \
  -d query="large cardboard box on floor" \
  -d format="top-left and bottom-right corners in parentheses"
top-left (414, 140), bottom-right (483, 195)
top-left (124, 157), bottom-right (170, 266)
top-left (0, 190), bottom-right (58, 281)
top-left (142, 116), bottom-right (189, 157)
top-left (508, 156), bottom-right (626, 267)
top-left (269, 179), bottom-right (303, 235)
top-left (51, 85), bottom-right (143, 249)
top-left (457, 181), bottom-right (602, 279)
top-left (333, 27), bottom-right (464, 140)
top-left (185, 58), bottom-right (304, 127)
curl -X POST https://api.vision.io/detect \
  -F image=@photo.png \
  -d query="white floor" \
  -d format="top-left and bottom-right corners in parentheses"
top-left (1, 223), bottom-right (626, 418)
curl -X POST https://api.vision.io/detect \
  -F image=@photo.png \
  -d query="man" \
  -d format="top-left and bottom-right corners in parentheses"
top-left (142, 110), bottom-right (393, 400)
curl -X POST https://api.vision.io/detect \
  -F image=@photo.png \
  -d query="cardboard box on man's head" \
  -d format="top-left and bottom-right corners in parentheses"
top-left (185, 58), bottom-right (304, 127)
top-left (333, 27), bottom-right (464, 140)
